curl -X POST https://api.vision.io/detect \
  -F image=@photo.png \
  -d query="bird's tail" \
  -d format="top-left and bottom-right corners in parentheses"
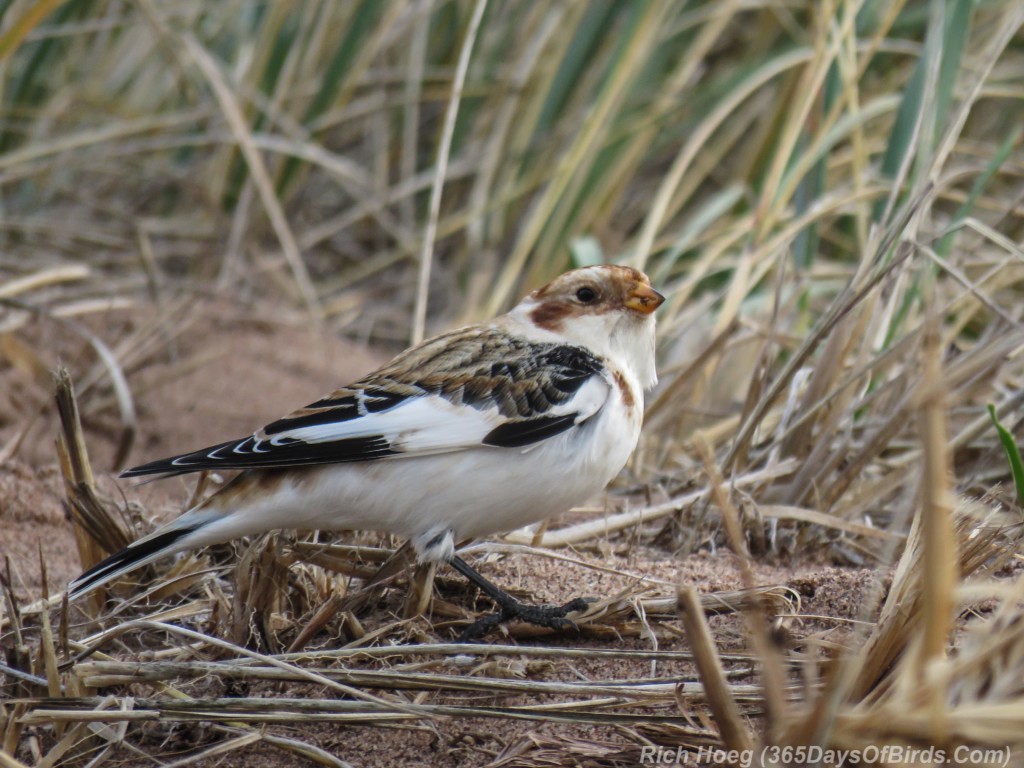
top-left (67, 511), bottom-right (222, 600)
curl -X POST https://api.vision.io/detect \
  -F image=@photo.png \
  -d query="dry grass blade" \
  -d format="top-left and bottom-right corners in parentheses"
top-left (281, 642), bottom-right (739, 663)
top-left (286, 542), bottom-right (413, 651)
top-left (35, 552), bottom-right (60, 700)
top-left (504, 459), bottom-right (799, 547)
top-left (677, 586), bottom-right (753, 753)
top-left (403, 561), bottom-right (436, 619)
top-left (755, 504), bottom-right (904, 541)
top-left (158, 732), bottom-right (262, 768)
top-left (72, 659), bottom-right (703, 700)
top-left (411, 0), bottom-right (489, 345)
top-left (694, 434), bottom-right (787, 734)
top-left (914, 308), bottom-right (957, 677)
top-left (0, 265), bottom-right (90, 301)
top-left (1, 560), bottom-right (31, 757)
top-left (250, 730), bottom-right (356, 768)
top-left (0, 750), bottom-right (30, 768)
top-left (180, 33), bottom-right (321, 320)
top-left (18, 696), bottom-right (696, 728)
top-left (53, 367), bottom-right (133, 568)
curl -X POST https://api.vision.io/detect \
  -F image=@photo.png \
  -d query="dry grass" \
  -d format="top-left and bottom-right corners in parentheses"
top-left (4, 0), bottom-right (1024, 765)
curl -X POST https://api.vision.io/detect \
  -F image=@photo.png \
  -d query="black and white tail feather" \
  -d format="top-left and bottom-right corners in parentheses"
top-left (68, 523), bottom-right (201, 599)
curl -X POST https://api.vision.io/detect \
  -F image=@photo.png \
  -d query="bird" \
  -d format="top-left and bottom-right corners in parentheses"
top-left (68, 264), bottom-right (664, 639)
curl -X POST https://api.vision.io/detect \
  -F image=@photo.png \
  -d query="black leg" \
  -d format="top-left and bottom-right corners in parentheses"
top-left (449, 555), bottom-right (589, 642)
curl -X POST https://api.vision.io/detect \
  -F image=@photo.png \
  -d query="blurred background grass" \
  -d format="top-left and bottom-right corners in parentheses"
top-left (2, 0), bottom-right (1024, 550)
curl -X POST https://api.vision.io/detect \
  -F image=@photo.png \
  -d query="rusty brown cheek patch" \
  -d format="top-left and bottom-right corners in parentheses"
top-left (529, 301), bottom-right (573, 331)
top-left (613, 369), bottom-right (636, 408)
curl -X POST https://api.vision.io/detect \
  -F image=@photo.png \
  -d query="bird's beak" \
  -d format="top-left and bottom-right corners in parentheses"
top-left (624, 284), bottom-right (665, 314)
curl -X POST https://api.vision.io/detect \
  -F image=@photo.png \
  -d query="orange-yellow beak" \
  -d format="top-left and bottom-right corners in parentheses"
top-left (624, 284), bottom-right (665, 315)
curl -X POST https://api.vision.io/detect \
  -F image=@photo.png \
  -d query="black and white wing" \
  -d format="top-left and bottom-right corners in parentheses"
top-left (121, 331), bottom-right (610, 478)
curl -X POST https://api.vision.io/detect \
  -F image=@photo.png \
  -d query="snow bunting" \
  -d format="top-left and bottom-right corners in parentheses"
top-left (69, 264), bottom-right (664, 638)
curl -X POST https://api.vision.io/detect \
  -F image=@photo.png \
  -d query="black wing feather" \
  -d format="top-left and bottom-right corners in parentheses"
top-left (482, 414), bottom-right (580, 448)
top-left (121, 435), bottom-right (398, 477)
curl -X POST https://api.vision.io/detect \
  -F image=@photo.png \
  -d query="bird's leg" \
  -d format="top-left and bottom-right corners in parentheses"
top-left (449, 555), bottom-right (589, 642)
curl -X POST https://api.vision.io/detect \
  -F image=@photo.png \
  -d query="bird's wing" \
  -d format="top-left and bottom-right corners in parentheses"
top-left (121, 332), bottom-right (610, 478)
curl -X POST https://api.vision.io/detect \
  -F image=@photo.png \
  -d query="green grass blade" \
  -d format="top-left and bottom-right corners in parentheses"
top-left (792, 60), bottom-right (841, 270)
top-left (988, 404), bottom-right (1024, 506)
top-left (933, 0), bottom-right (972, 137)
top-left (533, 1), bottom-right (621, 139)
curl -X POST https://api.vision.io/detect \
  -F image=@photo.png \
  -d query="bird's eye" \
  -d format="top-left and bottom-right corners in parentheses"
top-left (575, 286), bottom-right (598, 303)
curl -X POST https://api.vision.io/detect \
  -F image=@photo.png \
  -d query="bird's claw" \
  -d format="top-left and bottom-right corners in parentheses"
top-left (458, 596), bottom-right (590, 642)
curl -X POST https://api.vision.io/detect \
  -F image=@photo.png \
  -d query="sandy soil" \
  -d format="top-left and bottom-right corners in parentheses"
top-left (0, 300), bottom-right (876, 767)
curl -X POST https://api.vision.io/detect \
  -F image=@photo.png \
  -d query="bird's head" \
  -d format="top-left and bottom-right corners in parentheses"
top-left (510, 264), bottom-right (664, 388)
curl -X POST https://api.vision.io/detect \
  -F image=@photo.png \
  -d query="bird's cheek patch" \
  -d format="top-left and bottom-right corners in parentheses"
top-left (529, 301), bottom-right (574, 332)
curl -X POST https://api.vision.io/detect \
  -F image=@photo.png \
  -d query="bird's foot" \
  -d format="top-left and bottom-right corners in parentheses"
top-left (458, 596), bottom-right (589, 642)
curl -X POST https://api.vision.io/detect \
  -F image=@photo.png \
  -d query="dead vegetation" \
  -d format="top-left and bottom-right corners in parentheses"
top-left (4, 0), bottom-right (1024, 766)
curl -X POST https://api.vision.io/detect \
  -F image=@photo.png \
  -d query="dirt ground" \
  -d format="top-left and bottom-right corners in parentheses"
top-left (0, 299), bottom-right (876, 767)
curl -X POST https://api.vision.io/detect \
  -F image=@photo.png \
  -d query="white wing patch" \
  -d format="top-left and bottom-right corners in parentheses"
top-left (271, 396), bottom-right (492, 453)
top-left (263, 374), bottom-right (611, 459)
